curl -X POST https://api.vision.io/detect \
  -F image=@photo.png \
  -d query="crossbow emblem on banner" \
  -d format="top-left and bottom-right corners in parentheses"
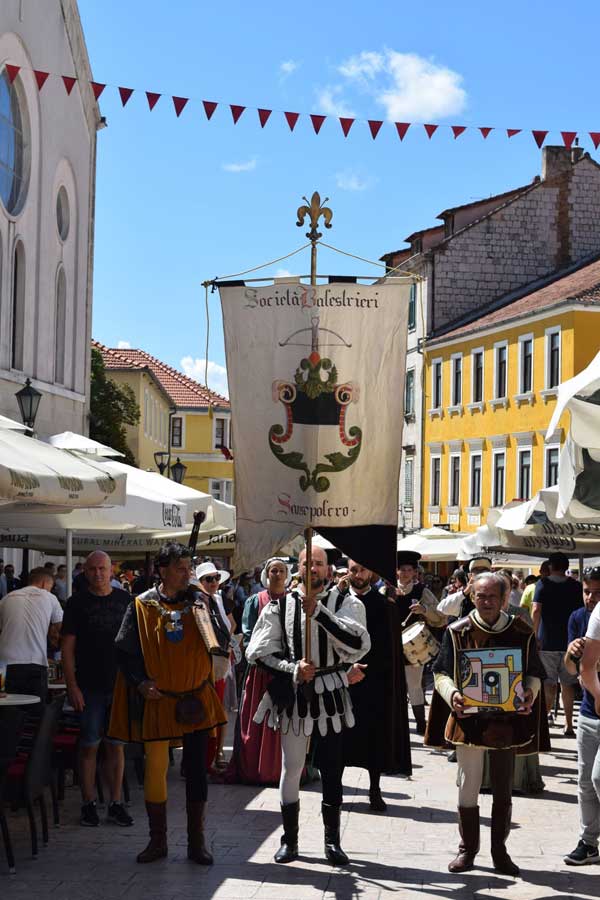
top-left (269, 314), bottom-right (362, 492)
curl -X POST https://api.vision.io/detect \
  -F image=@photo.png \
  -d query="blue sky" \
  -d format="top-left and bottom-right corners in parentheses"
top-left (80, 0), bottom-right (600, 397)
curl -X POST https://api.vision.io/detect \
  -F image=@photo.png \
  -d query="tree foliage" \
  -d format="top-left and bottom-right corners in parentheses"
top-left (89, 347), bottom-right (140, 465)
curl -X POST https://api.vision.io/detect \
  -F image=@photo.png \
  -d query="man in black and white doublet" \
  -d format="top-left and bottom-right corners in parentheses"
top-left (246, 544), bottom-right (370, 865)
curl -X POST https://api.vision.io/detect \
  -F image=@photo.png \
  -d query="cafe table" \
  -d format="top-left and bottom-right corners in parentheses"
top-left (0, 694), bottom-right (40, 706)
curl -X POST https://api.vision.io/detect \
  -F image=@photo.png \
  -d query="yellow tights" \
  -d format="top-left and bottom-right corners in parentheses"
top-left (144, 741), bottom-right (170, 804)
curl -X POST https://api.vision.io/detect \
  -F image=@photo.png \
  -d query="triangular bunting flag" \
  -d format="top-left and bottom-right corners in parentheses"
top-left (532, 130), bottom-right (548, 148)
top-left (203, 100), bottom-right (218, 120)
top-left (284, 111), bottom-right (300, 131)
top-left (368, 119), bottom-right (383, 139)
top-left (451, 125), bottom-right (466, 139)
top-left (90, 82), bottom-right (106, 101)
top-left (146, 92), bottom-right (161, 110)
top-left (590, 132), bottom-right (600, 150)
top-left (62, 76), bottom-right (77, 95)
top-left (479, 127), bottom-right (493, 139)
top-left (118, 87), bottom-right (134, 106)
top-left (561, 131), bottom-right (577, 149)
top-left (230, 105), bottom-right (245, 124)
top-left (424, 124), bottom-right (438, 138)
top-left (258, 108), bottom-right (272, 128)
top-left (34, 70), bottom-right (49, 91)
top-left (172, 96), bottom-right (189, 117)
top-left (395, 122), bottom-right (410, 140)
top-left (339, 117), bottom-right (355, 137)
top-left (507, 128), bottom-right (521, 138)
top-left (5, 64), bottom-right (20, 84)
top-left (310, 114), bottom-right (326, 134)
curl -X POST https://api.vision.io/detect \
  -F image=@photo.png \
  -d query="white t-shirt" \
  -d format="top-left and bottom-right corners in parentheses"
top-left (586, 602), bottom-right (600, 642)
top-left (0, 586), bottom-right (63, 667)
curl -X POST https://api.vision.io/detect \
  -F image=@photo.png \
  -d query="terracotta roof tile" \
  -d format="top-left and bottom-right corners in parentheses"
top-left (433, 257), bottom-right (600, 341)
top-left (92, 341), bottom-right (229, 409)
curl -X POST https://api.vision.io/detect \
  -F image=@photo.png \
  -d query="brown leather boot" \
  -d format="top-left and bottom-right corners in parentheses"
top-left (187, 801), bottom-right (213, 865)
top-left (448, 806), bottom-right (480, 873)
top-left (137, 802), bottom-right (167, 863)
top-left (491, 801), bottom-right (519, 876)
top-left (413, 704), bottom-right (427, 736)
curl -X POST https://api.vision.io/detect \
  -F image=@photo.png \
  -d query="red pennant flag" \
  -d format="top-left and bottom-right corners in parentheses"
top-left (424, 124), bottom-right (438, 138)
top-left (203, 100), bottom-right (217, 120)
top-left (230, 105), bottom-right (245, 124)
top-left (118, 87), bottom-right (134, 106)
top-left (5, 64), bottom-right (20, 84)
top-left (62, 76), bottom-right (77, 95)
top-left (339, 117), bottom-right (355, 137)
top-left (172, 96), bottom-right (188, 117)
top-left (561, 131), bottom-right (577, 149)
top-left (34, 70), bottom-right (49, 91)
top-left (451, 125), bottom-right (466, 139)
top-left (258, 108), bottom-right (272, 128)
top-left (90, 82), bottom-right (106, 101)
top-left (146, 92), bottom-right (161, 110)
top-left (479, 127), bottom-right (493, 139)
top-left (506, 128), bottom-right (521, 138)
top-left (395, 122), bottom-right (410, 140)
top-left (284, 111), bottom-right (300, 131)
top-left (368, 119), bottom-right (383, 139)
top-left (589, 132), bottom-right (600, 149)
top-left (532, 130), bottom-right (548, 148)
top-left (310, 114), bottom-right (326, 134)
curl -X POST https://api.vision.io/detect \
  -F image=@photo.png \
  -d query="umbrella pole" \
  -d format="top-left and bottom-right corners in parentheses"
top-left (66, 530), bottom-right (73, 591)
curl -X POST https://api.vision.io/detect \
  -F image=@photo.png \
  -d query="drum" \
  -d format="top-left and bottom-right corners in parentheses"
top-left (402, 621), bottom-right (440, 666)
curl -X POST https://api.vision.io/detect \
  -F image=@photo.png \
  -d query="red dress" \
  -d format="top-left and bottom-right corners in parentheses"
top-left (225, 590), bottom-right (282, 785)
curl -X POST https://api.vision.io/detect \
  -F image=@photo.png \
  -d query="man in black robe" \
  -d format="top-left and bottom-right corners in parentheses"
top-left (342, 559), bottom-right (412, 811)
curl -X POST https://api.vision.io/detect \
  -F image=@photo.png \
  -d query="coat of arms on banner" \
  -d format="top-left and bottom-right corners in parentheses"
top-left (269, 313), bottom-right (361, 493)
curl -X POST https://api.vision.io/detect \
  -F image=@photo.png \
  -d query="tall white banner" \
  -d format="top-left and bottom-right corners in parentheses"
top-left (219, 279), bottom-right (411, 574)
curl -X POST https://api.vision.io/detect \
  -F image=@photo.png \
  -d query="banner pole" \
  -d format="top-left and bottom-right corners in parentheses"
top-left (297, 191), bottom-right (333, 663)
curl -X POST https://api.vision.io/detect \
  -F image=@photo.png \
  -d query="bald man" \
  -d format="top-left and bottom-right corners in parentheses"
top-left (62, 551), bottom-right (133, 828)
top-left (247, 543), bottom-right (370, 865)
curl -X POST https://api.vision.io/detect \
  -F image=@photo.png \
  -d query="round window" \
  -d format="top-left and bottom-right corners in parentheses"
top-left (56, 186), bottom-right (70, 240)
top-left (0, 69), bottom-right (29, 215)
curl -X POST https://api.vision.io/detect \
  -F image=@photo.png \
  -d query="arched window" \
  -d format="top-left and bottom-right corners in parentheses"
top-left (11, 240), bottom-right (25, 370)
top-left (0, 69), bottom-right (28, 214)
top-left (54, 267), bottom-right (66, 384)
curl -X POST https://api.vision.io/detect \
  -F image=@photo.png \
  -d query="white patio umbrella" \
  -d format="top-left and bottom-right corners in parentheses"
top-left (47, 431), bottom-right (125, 458)
top-left (397, 527), bottom-right (473, 562)
top-left (0, 414), bottom-right (27, 431)
top-left (546, 351), bottom-right (600, 520)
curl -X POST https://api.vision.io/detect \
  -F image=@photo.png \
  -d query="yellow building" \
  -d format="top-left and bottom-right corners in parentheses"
top-left (94, 342), bottom-right (233, 500)
top-left (422, 259), bottom-right (600, 532)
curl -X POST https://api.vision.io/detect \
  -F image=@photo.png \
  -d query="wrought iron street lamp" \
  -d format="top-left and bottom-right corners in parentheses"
top-left (170, 457), bottom-right (187, 484)
top-left (154, 450), bottom-right (170, 476)
top-left (15, 378), bottom-right (42, 431)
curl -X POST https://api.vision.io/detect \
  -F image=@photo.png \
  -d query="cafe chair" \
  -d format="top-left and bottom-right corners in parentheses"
top-left (0, 709), bottom-right (26, 874)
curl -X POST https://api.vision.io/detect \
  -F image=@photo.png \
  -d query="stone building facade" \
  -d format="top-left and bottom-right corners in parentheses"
top-left (382, 145), bottom-right (600, 533)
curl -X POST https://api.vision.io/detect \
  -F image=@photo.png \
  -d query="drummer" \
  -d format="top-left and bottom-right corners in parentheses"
top-left (395, 551), bottom-right (447, 735)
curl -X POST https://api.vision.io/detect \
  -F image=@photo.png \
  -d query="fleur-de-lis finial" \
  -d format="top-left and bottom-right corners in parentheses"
top-left (296, 192), bottom-right (333, 242)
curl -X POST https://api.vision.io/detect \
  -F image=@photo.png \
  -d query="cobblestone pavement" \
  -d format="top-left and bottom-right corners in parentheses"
top-left (1, 707), bottom-right (596, 899)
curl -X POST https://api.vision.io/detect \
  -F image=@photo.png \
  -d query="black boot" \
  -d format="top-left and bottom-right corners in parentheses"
top-left (274, 801), bottom-right (299, 863)
top-left (322, 802), bottom-right (349, 865)
top-left (413, 704), bottom-right (427, 736)
top-left (491, 801), bottom-right (520, 876)
top-left (186, 801), bottom-right (213, 865)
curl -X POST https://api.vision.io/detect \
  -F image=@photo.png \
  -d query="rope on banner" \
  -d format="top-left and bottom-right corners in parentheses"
top-left (201, 243), bottom-right (311, 288)
top-left (318, 241), bottom-right (424, 281)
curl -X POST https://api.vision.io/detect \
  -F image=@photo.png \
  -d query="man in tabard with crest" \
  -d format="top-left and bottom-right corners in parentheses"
top-left (246, 542), bottom-right (370, 865)
top-left (425, 571), bottom-right (546, 877)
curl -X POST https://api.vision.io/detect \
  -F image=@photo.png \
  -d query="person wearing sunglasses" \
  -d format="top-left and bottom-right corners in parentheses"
top-left (563, 566), bottom-right (600, 865)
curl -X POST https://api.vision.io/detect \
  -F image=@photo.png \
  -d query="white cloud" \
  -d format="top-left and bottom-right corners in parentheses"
top-left (274, 268), bottom-right (293, 277)
top-left (279, 59), bottom-right (300, 79)
top-left (180, 356), bottom-right (229, 399)
top-left (117, 340), bottom-right (131, 349)
top-left (315, 85), bottom-right (356, 118)
top-left (222, 159), bottom-right (257, 173)
top-left (335, 169), bottom-right (374, 192)
top-left (320, 49), bottom-right (466, 122)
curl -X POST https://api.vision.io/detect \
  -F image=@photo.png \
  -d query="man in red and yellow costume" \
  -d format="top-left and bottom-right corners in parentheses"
top-left (109, 543), bottom-right (226, 865)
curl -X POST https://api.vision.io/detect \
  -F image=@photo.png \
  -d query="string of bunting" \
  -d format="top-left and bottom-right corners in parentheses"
top-left (4, 62), bottom-right (599, 149)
